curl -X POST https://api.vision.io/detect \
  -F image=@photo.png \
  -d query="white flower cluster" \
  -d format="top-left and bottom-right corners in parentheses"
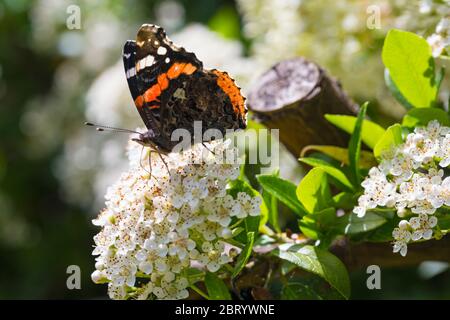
top-left (427, 17), bottom-right (450, 57)
top-left (91, 138), bottom-right (261, 299)
top-left (353, 120), bottom-right (450, 256)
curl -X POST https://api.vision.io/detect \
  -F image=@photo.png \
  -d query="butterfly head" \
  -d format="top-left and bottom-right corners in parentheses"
top-left (131, 129), bottom-right (170, 155)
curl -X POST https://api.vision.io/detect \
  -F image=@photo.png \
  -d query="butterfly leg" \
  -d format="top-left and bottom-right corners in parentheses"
top-left (139, 145), bottom-right (150, 175)
top-left (148, 149), bottom-right (152, 176)
top-left (157, 152), bottom-right (171, 177)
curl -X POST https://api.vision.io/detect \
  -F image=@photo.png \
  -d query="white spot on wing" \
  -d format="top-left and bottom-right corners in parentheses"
top-left (137, 55), bottom-right (155, 70)
top-left (157, 46), bottom-right (167, 55)
top-left (144, 55), bottom-right (154, 67)
top-left (165, 57), bottom-right (170, 63)
top-left (126, 67), bottom-right (136, 78)
top-left (138, 58), bottom-right (146, 70)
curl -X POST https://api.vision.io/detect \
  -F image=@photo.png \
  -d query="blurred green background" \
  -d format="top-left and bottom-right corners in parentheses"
top-left (0, 0), bottom-right (449, 299)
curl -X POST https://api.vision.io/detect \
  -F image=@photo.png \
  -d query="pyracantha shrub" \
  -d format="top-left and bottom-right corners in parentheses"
top-left (91, 137), bottom-right (261, 299)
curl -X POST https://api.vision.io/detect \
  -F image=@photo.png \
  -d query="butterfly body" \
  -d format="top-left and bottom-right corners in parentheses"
top-left (123, 24), bottom-right (247, 153)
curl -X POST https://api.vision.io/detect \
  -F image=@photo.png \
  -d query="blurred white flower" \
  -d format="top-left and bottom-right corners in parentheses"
top-left (427, 17), bottom-right (450, 57)
top-left (238, 0), bottom-right (450, 118)
top-left (171, 24), bottom-right (260, 92)
top-left (92, 138), bottom-right (261, 299)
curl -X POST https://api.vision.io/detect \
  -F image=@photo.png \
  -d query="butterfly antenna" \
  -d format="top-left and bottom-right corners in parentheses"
top-left (84, 122), bottom-right (140, 134)
top-left (202, 142), bottom-right (216, 155)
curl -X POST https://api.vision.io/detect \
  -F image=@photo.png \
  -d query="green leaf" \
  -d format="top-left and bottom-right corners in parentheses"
top-left (325, 113), bottom-right (385, 149)
top-left (262, 187), bottom-right (280, 233)
top-left (366, 214), bottom-right (399, 242)
top-left (335, 212), bottom-right (387, 235)
top-left (298, 207), bottom-right (337, 240)
top-left (382, 29), bottom-right (437, 108)
top-left (299, 157), bottom-right (354, 191)
top-left (436, 67), bottom-right (446, 92)
top-left (274, 244), bottom-right (351, 299)
top-left (185, 268), bottom-right (205, 285)
top-left (281, 282), bottom-right (322, 300)
top-left (204, 272), bottom-right (232, 300)
top-left (301, 145), bottom-right (378, 169)
top-left (232, 231), bottom-right (255, 278)
top-left (208, 5), bottom-right (240, 40)
top-left (402, 108), bottom-right (450, 128)
top-left (437, 215), bottom-right (450, 231)
top-left (373, 124), bottom-right (403, 158)
top-left (257, 174), bottom-right (308, 217)
top-left (296, 168), bottom-right (331, 214)
top-left (332, 192), bottom-right (356, 210)
top-left (384, 69), bottom-right (414, 109)
top-left (348, 103), bottom-right (367, 186)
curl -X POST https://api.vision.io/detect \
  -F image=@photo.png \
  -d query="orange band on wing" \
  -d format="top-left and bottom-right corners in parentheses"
top-left (157, 73), bottom-right (169, 90)
top-left (134, 95), bottom-right (144, 108)
top-left (183, 63), bottom-right (197, 75)
top-left (143, 84), bottom-right (161, 103)
top-left (212, 70), bottom-right (245, 116)
top-left (167, 62), bottom-right (186, 79)
top-left (135, 62), bottom-right (197, 109)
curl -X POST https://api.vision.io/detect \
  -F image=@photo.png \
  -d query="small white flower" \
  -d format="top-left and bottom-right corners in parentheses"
top-left (428, 34), bottom-right (447, 57)
top-left (392, 221), bottom-right (412, 257)
top-left (409, 213), bottom-right (438, 241)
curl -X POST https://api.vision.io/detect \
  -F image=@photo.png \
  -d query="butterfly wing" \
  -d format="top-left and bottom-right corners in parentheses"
top-left (123, 40), bottom-right (160, 135)
top-left (123, 24), bottom-right (246, 151)
top-left (123, 24), bottom-right (203, 140)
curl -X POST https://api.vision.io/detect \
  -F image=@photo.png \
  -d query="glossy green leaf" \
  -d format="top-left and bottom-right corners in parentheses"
top-left (332, 192), bottom-right (356, 210)
top-left (185, 268), bottom-right (205, 285)
top-left (402, 108), bottom-right (450, 128)
top-left (257, 174), bottom-right (308, 217)
top-left (348, 103), bottom-right (367, 186)
top-left (301, 145), bottom-right (377, 169)
top-left (281, 282), bottom-right (322, 300)
top-left (324, 113), bottom-right (385, 149)
top-left (274, 244), bottom-right (351, 299)
top-left (296, 168), bottom-right (331, 214)
top-left (298, 207), bottom-right (337, 240)
top-left (204, 272), bottom-right (232, 300)
top-left (262, 187), bottom-right (280, 233)
top-left (232, 231), bottom-right (255, 278)
top-left (382, 29), bottom-right (437, 108)
top-left (335, 212), bottom-right (387, 235)
top-left (299, 157), bottom-right (354, 191)
top-left (384, 68), bottom-right (414, 109)
top-left (373, 124), bottom-right (403, 158)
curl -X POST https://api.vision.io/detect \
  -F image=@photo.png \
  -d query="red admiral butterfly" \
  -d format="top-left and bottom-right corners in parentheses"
top-left (114, 23), bottom-right (247, 155)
